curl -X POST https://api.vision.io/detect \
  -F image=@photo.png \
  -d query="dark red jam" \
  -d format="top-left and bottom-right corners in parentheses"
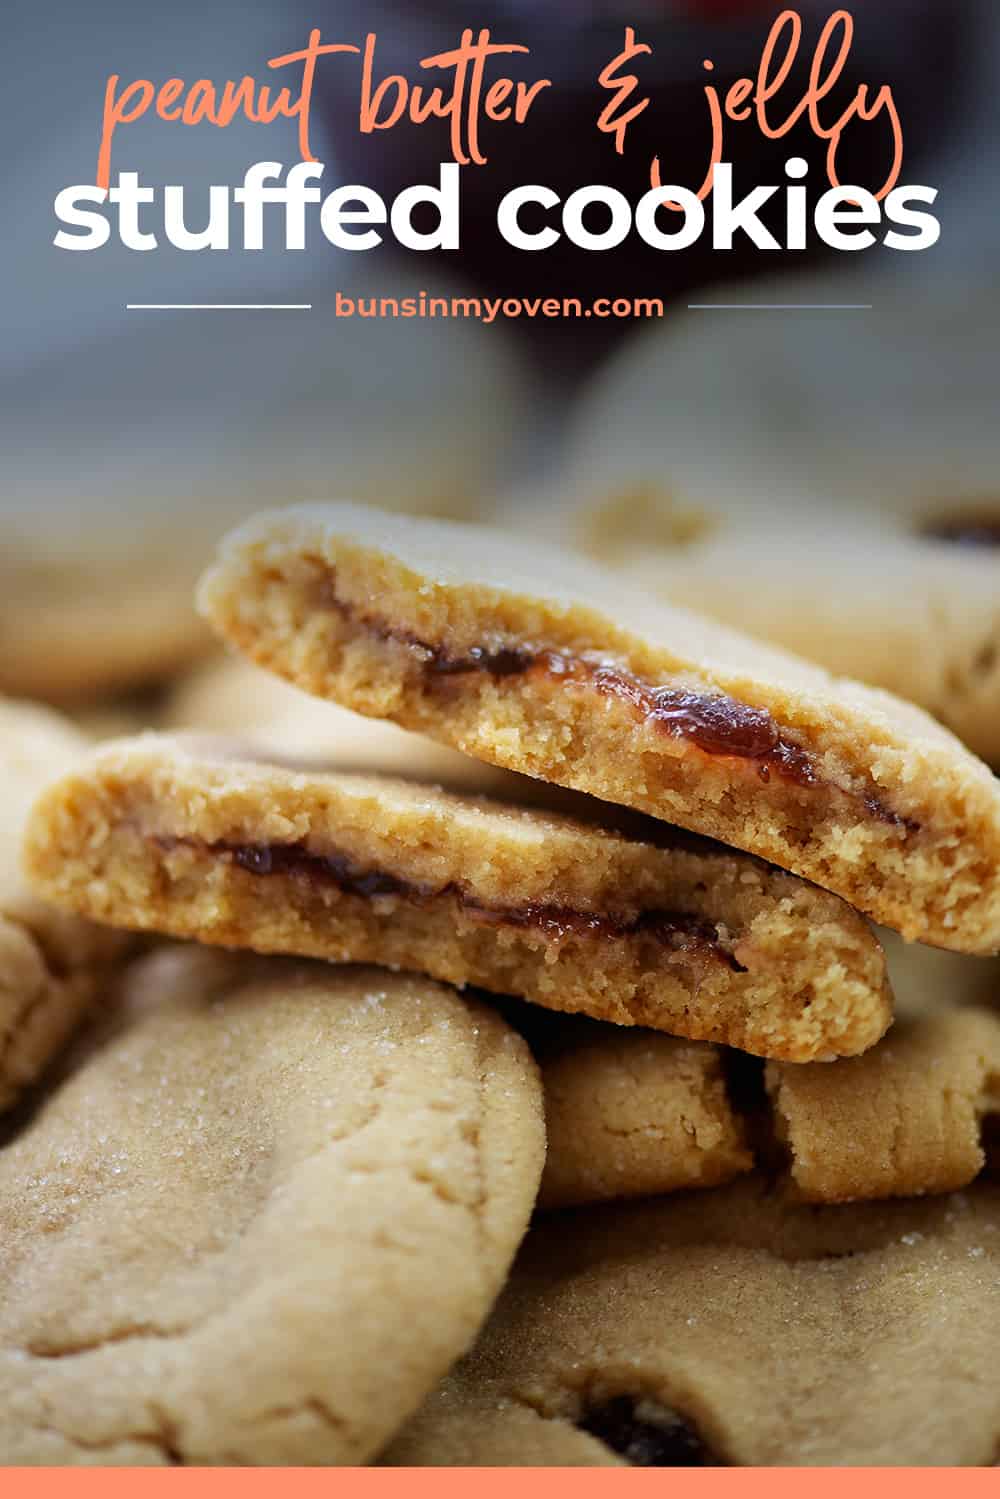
top-left (313, 579), bottom-right (917, 833)
top-left (578, 1396), bottom-right (716, 1467)
top-left (177, 838), bottom-right (745, 971)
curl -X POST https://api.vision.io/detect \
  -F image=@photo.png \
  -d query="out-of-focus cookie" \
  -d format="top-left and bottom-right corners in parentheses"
top-left (563, 268), bottom-right (1000, 525)
top-left (543, 269), bottom-right (1000, 763)
top-left (0, 700), bottom-right (127, 1111)
top-left (164, 658), bottom-right (368, 749)
top-left (70, 693), bottom-right (166, 744)
top-left (0, 947), bottom-right (544, 1464)
top-left (0, 262), bottom-right (526, 704)
top-left (383, 1178), bottom-right (1000, 1467)
top-left (537, 1021), bottom-right (752, 1209)
top-left (22, 735), bottom-right (890, 1062)
top-left (200, 502), bottom-right (1000, 954)
top-left (879, 927), bottom-right (999, 1017)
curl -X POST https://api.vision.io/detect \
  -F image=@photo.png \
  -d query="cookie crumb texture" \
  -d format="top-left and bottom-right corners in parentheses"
top-left (383, 1179), bottom-right (1000, 1467)
top-left (23, 735), bottom-right (892, 1062)
top-left (0, 949), bottom-right (544, 1465)
top-left (198, 505), bottom-right (1000, 955)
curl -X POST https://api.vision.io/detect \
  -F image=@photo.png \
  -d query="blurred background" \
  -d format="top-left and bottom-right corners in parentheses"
top-left (1, 0), bottom-right (998, 766)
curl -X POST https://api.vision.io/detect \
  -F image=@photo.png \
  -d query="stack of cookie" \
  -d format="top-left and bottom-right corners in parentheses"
top-left (10, 503), bottom-right (1000, 1465)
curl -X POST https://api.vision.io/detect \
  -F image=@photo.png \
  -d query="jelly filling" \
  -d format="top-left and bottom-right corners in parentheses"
top-left (170, 837), bottom-right (745, 970)
top-left (315, 580), bottom-right (916, 831)
top-left (578, 1395), bottom-right (716, 1466)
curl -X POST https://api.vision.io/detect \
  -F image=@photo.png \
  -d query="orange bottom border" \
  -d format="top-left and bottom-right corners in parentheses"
top-left (0, 1469), bottom-right (996, 1490)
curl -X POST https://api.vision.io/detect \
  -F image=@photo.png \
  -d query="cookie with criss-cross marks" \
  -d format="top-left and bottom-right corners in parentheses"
top-left (0, 700), bottom-right (126, 1112)
top-left (22, 734), bottom-right (890, 1062)
top-left (0, 948), bottom-right (544, 1464)
top-left (198, 503), bottom-right (1000, 954)
top-left (383, 1177), bottom-right (1000, 1467)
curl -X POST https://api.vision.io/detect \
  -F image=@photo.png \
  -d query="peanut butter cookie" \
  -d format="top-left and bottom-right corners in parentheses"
top-left (198, 503), bottom-right (1000, 954)
top-left (24, 735), bottom-right (891, 1062)
top-left (384, 1177), bottom-right (1000, 1466)
top-left (0, 948), bottom-right (544, 1464)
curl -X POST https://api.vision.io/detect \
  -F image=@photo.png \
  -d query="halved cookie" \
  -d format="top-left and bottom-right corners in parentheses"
top-left (198, 503), bottom-right (1000, 954)
top-left (0, 948), bottom-right (544, 1464)
top-left (22, 735), bottom-right (891, 1062)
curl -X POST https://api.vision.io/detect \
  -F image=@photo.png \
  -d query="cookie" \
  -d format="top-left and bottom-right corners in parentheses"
top-left (22, 735), bottom-right (890, 1062)
top-left (0, 256), bottom-right (526, 703)
top-left (164, 659), bottom-right (661, 820)
top-left (544, 267), bottom-right (1000, 764)
top-left (199, 502), bottom-right (1000, 954)
top-left (383, 1177), bottom-right (1000, 1466)
top-left (0, 700), bottom-right (127, 1112)
top-left (0, 947), bottom-right (544, 1464)
top-left (766, 959), bottom-right (1000, 1203)
top-left (536, 1020), bottom-right (752, 1210)
top-left (532, 941), bottom-right (1000, 1209)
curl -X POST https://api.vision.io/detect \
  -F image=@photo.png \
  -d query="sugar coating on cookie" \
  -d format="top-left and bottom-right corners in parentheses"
top-left (0, 948), bottom-right (544, 1464)
top-left (537, 1024), bottom-right (752, 1209)
top-left (383, 1178), bottom-right (1000, 1467)
top-left (198, 503), bottom-right (1000, 954)
top-left (24, 734), bottom-right (892, 1062)
top-left (0, 700), bottom-right (127, 1111)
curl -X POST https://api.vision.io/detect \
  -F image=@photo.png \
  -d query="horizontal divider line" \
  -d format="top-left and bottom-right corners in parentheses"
top-left (125, 303), bottom-right (313, 310)
top-left (688, 303), bottom-right (873, 310)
